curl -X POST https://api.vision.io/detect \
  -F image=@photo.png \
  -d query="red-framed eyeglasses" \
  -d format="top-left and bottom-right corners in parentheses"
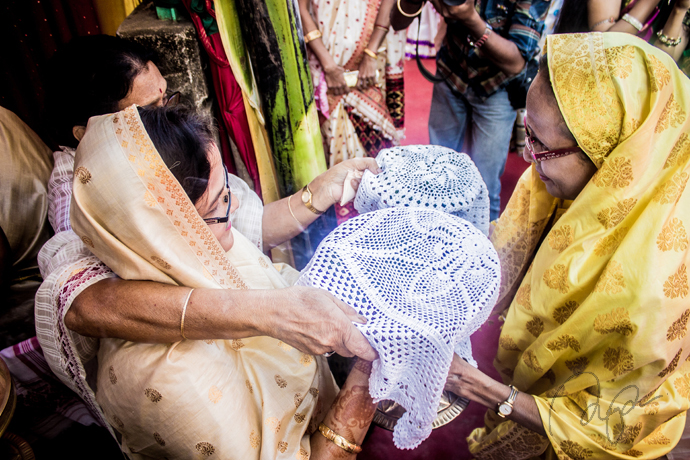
top-left (524, 116), bottom-right (582, 162)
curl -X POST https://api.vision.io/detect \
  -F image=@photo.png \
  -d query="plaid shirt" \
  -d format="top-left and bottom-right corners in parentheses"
top-left (437, 0), bottom-right (550, 99)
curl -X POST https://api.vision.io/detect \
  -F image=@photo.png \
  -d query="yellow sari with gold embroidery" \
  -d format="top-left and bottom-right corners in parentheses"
top-left (69, 106), bottom-right (337, 459)
top-left (469, 33), bottom-right (690, 459)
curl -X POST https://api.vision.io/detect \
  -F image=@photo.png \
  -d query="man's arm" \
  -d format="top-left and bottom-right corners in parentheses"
top-left (431, 0), bottom-right (530, 76)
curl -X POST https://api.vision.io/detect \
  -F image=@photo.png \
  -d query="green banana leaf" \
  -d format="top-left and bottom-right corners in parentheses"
top-left (226, 0), bottom-right (326, 196)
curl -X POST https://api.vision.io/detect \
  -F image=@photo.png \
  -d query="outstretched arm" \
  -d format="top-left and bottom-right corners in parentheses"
top-left (67, 278), bottom-right (377, 360)
top-left (261, 158), bottom-right (381, 251)
top-left (445, 354), bottom-right (546, 435)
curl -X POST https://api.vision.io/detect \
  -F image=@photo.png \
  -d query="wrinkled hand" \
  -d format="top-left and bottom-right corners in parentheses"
top-left (264, 286), bottom-right (378, 361)
top-left (444, 353), bottom-right (475, 397)
top-left (311, 157), bottom-right (381, 210)
top-left (429, 0), bottom-right (477, 23)
top-left (324, 65), bottom-right (350, 96)
top-left (356, 54), bottom-right (378, 90)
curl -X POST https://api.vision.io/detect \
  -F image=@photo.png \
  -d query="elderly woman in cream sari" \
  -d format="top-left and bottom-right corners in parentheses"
top-left (67, 105), bottom-right (378, 459)
top-left (441, 32), bottom-right (690, 459)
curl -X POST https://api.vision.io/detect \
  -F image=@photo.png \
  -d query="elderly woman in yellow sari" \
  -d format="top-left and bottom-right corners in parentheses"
top-left (65, 105), bottom-right (379, 459)
top-left (443, 32), bottom-right (690, 459)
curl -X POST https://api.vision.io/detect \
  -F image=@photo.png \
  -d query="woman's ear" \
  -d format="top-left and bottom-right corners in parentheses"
top-left (72, 125), bottom-right (86, 142)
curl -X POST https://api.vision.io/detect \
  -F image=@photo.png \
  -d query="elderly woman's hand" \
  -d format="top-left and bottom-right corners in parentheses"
top-left (310, 158), bottom-right (381, 210)
top-left (260, 285), bottom-right (378, 361)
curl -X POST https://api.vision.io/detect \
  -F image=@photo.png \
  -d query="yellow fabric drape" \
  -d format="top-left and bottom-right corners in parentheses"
top-left (93, 0), bottom-right (140, 36)
top-left (70, 106), bottom-right (336, 459)
top-left (470, 33), bottom-right (690, 459)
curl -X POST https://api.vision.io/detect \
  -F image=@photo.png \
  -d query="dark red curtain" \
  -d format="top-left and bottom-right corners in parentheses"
top-left (181, 0), bottom-right (263, 198)
top-left (0, 0), bottom-right (101, 143)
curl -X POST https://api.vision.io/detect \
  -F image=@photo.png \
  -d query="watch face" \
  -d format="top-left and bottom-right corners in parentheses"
top-left (301, 190), bottom-right (310, 203)
top-left (498, 403), bottom-right (512, 416)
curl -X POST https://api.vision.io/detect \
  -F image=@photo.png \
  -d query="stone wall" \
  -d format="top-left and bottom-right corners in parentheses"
top-left (117, 1), bottom-right (212, 112)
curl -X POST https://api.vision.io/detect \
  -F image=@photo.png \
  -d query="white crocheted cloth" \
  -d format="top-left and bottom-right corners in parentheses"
top-left (296, 207), bottom-right (500, 449)
top-left (354, 145), bottom-right (491, 235)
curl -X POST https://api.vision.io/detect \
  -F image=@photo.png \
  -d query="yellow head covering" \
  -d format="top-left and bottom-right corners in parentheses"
top-left (472, 33), bottom-right (690, 459)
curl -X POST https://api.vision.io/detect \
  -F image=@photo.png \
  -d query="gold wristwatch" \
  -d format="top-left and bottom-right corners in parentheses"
top-left (301, 183), bottom-right (325, 215)
top-left (497, 385), bottom-right (519, 418)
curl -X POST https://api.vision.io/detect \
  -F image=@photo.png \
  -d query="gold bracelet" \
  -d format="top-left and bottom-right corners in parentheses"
top-left (375, 24), bottom-right (390, 33)
top-left (363, 48), bottom-right (377, 59)
top-left (180, 288), bottom-right (194, 340)
top-left (396, 0), bottom-right (424, 18)
top-left (287, 194), bottom-right (305, 230)
top-left (318, 423), bottom-right (362, 454)
top-left (304, 29), bottom-right (323, 44)
top-left (657, 30), bottom-right (683, 47)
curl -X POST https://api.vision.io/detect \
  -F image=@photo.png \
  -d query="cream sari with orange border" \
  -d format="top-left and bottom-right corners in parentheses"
top-left (67, 106), bottom-right (337, 459)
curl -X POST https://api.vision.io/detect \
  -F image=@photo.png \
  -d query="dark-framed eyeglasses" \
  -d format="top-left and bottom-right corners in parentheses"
top-left (164, 91), bottom-right (181, 107)
top-left (203, 163), bottom-right (232, 225)
top-left (524, 116), bottom-right (582, 162)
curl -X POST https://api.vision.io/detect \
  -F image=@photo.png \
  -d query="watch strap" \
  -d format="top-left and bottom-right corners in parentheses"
top-left (497, 384), bottom-right (519, 418)
top-left (302, 184), bottom-right (325, 215)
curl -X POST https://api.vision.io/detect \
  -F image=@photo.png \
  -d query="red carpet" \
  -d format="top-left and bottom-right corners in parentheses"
top-left (357, 60), bottom-right (529, 459)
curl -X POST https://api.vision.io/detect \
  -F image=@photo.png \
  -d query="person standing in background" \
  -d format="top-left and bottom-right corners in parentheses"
top-left (298, 0), bottom-right (406, 223)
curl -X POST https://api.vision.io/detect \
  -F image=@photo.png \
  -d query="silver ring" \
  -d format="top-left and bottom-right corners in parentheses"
top-left (323, 351), bottom-right (335, 357)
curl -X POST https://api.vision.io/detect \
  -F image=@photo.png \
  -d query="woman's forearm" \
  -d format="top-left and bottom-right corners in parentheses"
top-left (310, 359), bottom-right (377, 460)
top-left (606, 0), bottom-right (660, 33)
top-left (66, 277), bottom-right (378, 360)
top-left (261, 187), bottom-right (329, 251)
top-left (653, 5), bottom-right (690, 61)
top-left (298, 0), bottom-right (338, 71)
top-left (366, 0), bottom-right (395, 51)
top-left (65, 278), bottom-right (262, 342)
top-left (445, 356), bottom-right (546, 436)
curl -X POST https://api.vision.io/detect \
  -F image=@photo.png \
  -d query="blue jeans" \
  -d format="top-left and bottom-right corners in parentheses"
top-left (429, 81), bottom-right (517, 221)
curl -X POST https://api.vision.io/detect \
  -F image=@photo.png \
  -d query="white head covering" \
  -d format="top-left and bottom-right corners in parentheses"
top-left (353, 145), bottom-right (490, 235)
top-left (296, 207), bottom-right (500, 449)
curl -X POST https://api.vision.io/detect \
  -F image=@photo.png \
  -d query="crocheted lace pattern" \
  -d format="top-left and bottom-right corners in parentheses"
top-left (296, 207), bottom-right (500, 449)
top-left (354, 145), bottom-right (490, 235)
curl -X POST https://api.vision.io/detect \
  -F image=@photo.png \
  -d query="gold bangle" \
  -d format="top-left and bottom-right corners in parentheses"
top-left (287, 194), bottom-right (305, 230)
top-left (318, 423), bottom-right (362, 454)
top-left (180, 288), bottom-right (194, 340)
top-left (304, 29), bottom-right (322, 44)
top-left (375, 24), bottom-right (389, 33)
top-left (363, 48), bottom-right (377, 59)
top-left (396, 0), bottom-right (424, 18)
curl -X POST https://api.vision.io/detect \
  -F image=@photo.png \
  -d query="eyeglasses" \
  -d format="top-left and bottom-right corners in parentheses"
top-left (164, 91), bottom-right (181, 107)
top-left (524, 116), bottom-right (582, 162)
top-left (203, 164), bottom-right (232, 225)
